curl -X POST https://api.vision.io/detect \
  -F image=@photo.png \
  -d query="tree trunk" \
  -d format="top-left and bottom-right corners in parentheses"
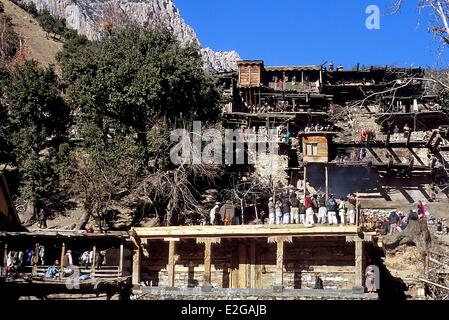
top-left (384, 220), bottom-right (432, 253)
top-left (76, 210), bottom-right (91, 230)
top-left (240, 200), bottom-right (244, 225)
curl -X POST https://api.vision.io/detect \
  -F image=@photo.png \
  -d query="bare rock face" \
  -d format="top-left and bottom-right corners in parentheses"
top-left (18, 0), bottom-right (240, 71)
top-left (201, 48), bottom-right (240, 73)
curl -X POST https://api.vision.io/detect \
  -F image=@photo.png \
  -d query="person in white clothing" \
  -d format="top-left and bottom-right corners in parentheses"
top-left (305, 207), bottom-right (315, 226)
top-left (338, 198), bottom-right (347, 225)
top-left (327, 195), bottom-right (338, 225)
top-left (210, 202), bottom-right (220, 225)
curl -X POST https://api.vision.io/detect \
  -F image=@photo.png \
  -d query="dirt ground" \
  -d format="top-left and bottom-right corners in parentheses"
top-left (3, 0), bottom-right (63, 68)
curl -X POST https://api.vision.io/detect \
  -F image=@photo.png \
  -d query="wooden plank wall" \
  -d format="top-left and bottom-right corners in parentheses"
top-left (138, 237), bottom-right (356, 290)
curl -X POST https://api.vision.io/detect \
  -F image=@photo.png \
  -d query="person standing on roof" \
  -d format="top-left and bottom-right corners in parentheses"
top-left (290, 192), bottom-right (300, 224)
top-left (275, 199), bottom-right (283, 225)
top-left (281, 193), bottom-right (291, 224)
top-left (317, 194), bottom-right (327, 224)
top-left (210, 202), bottom-right (220, 226)
top-left (327, 194), bottom-right (338, 225)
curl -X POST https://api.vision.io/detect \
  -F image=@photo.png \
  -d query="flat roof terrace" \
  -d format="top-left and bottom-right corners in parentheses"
top-left (132, 224), bottom-right (359, 240)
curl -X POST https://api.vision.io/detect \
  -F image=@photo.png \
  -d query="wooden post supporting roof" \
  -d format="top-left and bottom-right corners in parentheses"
top-left (131, 236), bottom-right (141, 286)
top-left (250, 240), bottom-right (257, 289)
top-left (119, 241), bottom-right (124, 277)
top-left (406, 130), bottom-right (412, 147)
top-left (166, 239), bottom-right (180, 287)
top-left (346, 236), bottom-right (364, 290)
top-left (238, 241), bottom-right (248, 288)
top-left (197, 238), bottom-right (221, 285)
top-left (59, 242), bottom-right (66, 280)
top-left (268, 236), bottom-right (293, 289)
top-left (91, 244), bottom-right (97, 279)
top-left (303, 164), bottom-right (308, 194)
top-left (325, 163), bottom-right (329, 201)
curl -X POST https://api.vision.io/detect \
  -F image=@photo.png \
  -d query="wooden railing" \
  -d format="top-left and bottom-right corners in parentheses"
top-left (22, 265), bottom-right (123, 279)
top-left (268, 82), bottom-right (319, 91)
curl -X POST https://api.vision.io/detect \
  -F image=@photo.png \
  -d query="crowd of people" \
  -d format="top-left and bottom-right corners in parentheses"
top-left (208, 191), bottom-right (359, 227)
top-left (362, 200), bottom-right (430, 235)
top-left (2, 245), bottom-right (107, 281)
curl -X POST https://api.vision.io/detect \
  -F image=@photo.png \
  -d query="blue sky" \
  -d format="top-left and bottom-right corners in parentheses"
top-left (175, 0), bottom-right (449, 69)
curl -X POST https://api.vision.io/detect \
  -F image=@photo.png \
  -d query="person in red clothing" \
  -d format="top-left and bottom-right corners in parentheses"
top-left (304, 192), bottom-right (312, 210)
top-left (417, 200), bottom-right (426, 219)
top-left (304, 192), bottom-right (315, 225)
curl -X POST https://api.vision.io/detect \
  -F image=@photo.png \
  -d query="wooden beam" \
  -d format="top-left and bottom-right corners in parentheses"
top-left (419, 278), bottom-right (449, 291)
top-left (134, 225), bottom-right (358, 239)
top-left (196, 238), bottom-right (221, 245)
top-left (268, 236), bottom-right (293, 244)
top-left (167, 240), bottom-right (177, 287)
top-left (59, 242), bottom-right (66, 280)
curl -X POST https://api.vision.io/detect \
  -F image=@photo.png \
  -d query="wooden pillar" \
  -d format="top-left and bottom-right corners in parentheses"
top-left (119, 241), bottom-right (124, 277)
top-left (325, 163), bottom-right (329, 200)
top-left (250, 240), bottom-right (257, 289)
top-left (91, 244), bottom-right (97, 278)
top-left (166, 238), bottom-right (180, 287)
top-left (32, 243), bottom-right (39, 276)
top-left (355, 240), bottom-right (364, 288)
top-left (204, 242), bottom-right (212, 284)
top-left (3, 243), bottom-right (7, 268)
top-left (59, 242), bottom-right (66, 279)
top-left (406, 129), bottom-right (412, 146)
top-left (303, 164), bottom-right (308, 194)
top-left (197, 238), bottom-right (221, 285)
top-left (268, 237), bottom-right (292, 289)
top-left (131, 237), bottom-right (141, 286)
top-left (238, 241), bottom-right (247, 288)
top-left (347, 236), bottom-right (364, 289)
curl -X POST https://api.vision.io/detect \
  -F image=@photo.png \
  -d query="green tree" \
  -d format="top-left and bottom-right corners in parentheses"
top-left (5, 61), bottom-right (71, 213)
top-left (37, 10), bottom-right (56, 39)
top-left (61, 26), bottom-right (220, 164)
top-left (59, 26), bottom-right (221, 227)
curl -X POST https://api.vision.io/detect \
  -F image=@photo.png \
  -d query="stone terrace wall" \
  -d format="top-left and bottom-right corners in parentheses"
top-left (133, 287), bottom-right (378, 300)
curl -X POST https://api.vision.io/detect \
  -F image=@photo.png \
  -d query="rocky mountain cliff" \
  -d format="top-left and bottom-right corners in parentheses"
top-left (18, 0), bottom-right (239, 72)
